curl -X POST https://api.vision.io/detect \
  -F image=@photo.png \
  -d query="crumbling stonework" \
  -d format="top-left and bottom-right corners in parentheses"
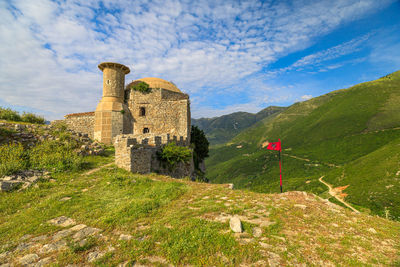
top-left (64, 112), bottom-right (94, 139)
top-left (114, 134), bottom-right (192, 178)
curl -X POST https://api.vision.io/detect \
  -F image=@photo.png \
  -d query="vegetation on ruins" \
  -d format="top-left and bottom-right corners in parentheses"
top-left (130, 81), bottom-right (151, 93)
top-left (0, 107), bottom-right (45, 124)
top-left (158, 142), bottom-right (192, 170)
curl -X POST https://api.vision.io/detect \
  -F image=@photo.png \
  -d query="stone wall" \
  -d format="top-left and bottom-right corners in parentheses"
top-left (127, 88), bottom-right (190, 141)
top-left (114, 135), bottom-right (193, 178)
top-left (64, 112), bottom-right (95, 139)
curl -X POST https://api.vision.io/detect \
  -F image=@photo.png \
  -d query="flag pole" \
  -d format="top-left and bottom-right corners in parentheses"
top-left (279, 138), bottom-right (282, 193)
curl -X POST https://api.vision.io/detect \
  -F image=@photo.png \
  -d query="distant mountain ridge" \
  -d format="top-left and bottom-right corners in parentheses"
top-left (206, 70), bottom-right (400, 221)
top-left (192, 106), bottom-right (286, 145)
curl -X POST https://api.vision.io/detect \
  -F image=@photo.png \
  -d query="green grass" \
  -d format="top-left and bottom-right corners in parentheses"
top-left (206, 70), bottom-right (400, 220)
top-left (1, 149), bottom-right (399, 265)
top-left (0, 152), bottom-right (261, 266)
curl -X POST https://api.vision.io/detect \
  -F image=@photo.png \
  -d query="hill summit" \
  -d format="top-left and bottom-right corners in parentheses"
top-left (206, 70), bottom-right (400, 221)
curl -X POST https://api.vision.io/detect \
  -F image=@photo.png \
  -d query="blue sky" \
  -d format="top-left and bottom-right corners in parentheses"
top-left (1, 0), bottom-right (400, 120)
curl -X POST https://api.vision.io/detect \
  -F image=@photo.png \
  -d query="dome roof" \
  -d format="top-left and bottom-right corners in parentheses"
top-left (129, 77), bottom-right (182, 93)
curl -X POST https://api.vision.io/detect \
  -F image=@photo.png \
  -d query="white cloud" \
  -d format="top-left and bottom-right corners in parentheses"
top-left (282, 33), bottom-right (371, 73)
top-left (300, 95), bottom-right (313, 101)
top-left (0, 0), bottom-right (396, 119)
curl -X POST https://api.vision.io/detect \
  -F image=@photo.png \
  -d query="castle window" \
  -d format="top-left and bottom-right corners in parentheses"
top-left (140, 107), bottom-right (146, 116)
top-left (143, 127), bottom-right (150, 134)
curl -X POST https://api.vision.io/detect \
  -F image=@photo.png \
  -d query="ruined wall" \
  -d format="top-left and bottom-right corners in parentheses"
top-left (64, 112), bottom-right (95, 139)
top-left (114, 135), bottom-right (192, 178)
top-left (127, 88), bottom-right (190, 141)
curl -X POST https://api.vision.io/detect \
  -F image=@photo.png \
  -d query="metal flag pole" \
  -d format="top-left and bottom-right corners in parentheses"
top-left (279, 138), bottom-right (282, 193)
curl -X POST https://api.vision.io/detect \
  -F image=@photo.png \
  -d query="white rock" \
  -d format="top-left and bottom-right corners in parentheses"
top-left (53, 229), bottom-right (73, 241)
top-left (47, 216), bottom-right (76, 227)
top-left (70, 224), bottom-right (87, 231)
top-left (368, 228), bottom-right (377, 234)
top-left (19, 254), bottom-right (39, 265)
top-left (253, 227), bottom-right (263, 237)
top-left (73, 227), bottom-right (101, 240)
top-left (87, 251), bottom-right (104, 263)
top-left (229, 216), bottom-right (243, 233)
top-left (35, 256), bottom-right (52, 267)
top-left (119, 234), bottom-right (133, 241)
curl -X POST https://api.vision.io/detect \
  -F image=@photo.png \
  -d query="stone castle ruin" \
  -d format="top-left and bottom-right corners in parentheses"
top-left (63, 62), bottom-right (192, 177)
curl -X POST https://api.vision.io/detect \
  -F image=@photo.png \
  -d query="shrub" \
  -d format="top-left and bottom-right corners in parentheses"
top-left (21, 112), bottom-right (45, 124)
top-left (0, 143), bottom-right (26, 177)
top-left (0, 107), bottom-right (46, 124)
top-left (158, 142), bottom-right (192, 169)
top-left (131, 81), bottom-right (151, 93)
top-left (29, 140), bottom-right (83, 172)
top-left (0, 107), bottom-right (21, 122)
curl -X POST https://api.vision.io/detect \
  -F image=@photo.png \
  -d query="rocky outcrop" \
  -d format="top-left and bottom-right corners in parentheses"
top-left (0, 170), bottom-right (51, 192)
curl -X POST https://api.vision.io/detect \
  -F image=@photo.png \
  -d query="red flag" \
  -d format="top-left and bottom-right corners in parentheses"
top-left (266, 141), bottom-right (281, 151)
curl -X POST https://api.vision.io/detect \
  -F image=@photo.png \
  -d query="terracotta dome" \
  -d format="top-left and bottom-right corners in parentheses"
top-left (128, 77), bottom-right (181, 93)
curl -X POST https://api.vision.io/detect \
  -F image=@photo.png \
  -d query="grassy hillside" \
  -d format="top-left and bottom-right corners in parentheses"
top-left (206, 71), bottom-right (400, 220)
top-left (0, 152), bottom-right (399, 265)
top-left (192, 106), bottom-right (285, 145)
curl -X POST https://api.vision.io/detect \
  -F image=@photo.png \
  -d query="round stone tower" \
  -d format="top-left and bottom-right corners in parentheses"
top-left (94, 62), bottom-right (131, 144)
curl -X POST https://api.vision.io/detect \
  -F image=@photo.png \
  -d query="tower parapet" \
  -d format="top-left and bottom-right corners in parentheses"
top-left (94, 62), bottom-right (132, 144)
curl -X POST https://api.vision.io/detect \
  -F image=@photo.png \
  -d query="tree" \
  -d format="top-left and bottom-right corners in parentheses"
top-left (190, 125), bottom-right (209, 170)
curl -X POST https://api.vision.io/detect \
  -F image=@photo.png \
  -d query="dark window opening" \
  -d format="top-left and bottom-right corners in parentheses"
top-left (140, 107), bottom-right (146, 116)
top-left (143, 127), bottom-right (150, 134)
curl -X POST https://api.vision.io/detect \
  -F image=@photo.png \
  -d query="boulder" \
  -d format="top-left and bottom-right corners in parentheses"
top-left (18, 254), bottom-right (39, 265)
top-left (229, 216), bottom-right (243, 233)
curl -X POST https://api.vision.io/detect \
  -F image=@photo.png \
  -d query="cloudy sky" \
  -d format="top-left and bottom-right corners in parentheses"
top-left (1, 0), bottom-right (400, 120)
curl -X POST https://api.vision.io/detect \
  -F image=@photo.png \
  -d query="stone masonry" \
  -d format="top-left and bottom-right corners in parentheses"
top-left (64, 112), bottom-right (94, 139)
top-left (114, 134), bottom-right (192, 178)
top-left (61, 62), bottom-right (194, 177)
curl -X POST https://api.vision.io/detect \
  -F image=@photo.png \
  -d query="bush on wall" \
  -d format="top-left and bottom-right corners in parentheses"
top-left (131, 81), bottom-right (151, 93)
top-left (158, 142), bottom-right (192, 170)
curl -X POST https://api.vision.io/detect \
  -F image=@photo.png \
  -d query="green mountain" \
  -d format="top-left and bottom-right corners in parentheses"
top-left (206, 71), bottom-right (400, 220)
top-left (192, 106), bottom-right (286, 145)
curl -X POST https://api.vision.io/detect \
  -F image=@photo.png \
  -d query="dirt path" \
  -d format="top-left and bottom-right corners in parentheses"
top-left (282, 153), bottom-right (340, 168)
top-left (83, 162), bottom-right (114, 176)
top-left (318, 176), bottom-right (359, 213)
